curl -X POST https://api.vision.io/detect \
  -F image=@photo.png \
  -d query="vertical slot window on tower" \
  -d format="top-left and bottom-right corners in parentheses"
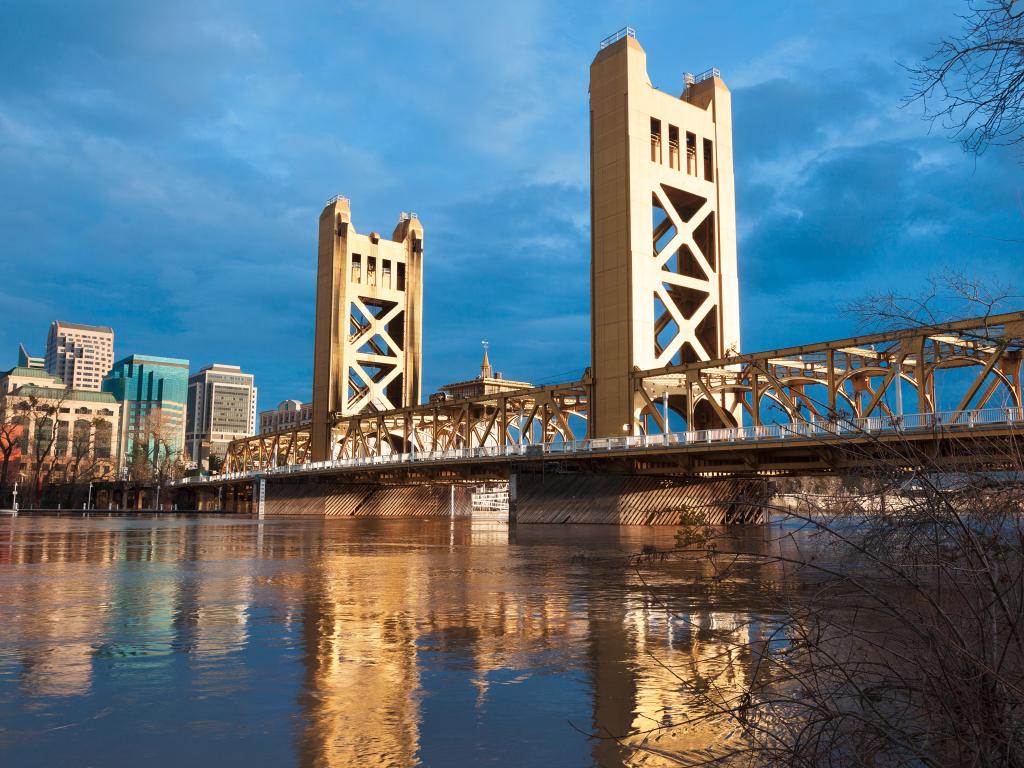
top-left (686, 132), bottom-right (697, 176)
top-left (397, 262), bottom-right (406, 291)
top-left (650, 117), bottom-right (662, 163)
top-left (703, 138), bottom-right (714, 181)
top-left (382, 260), bottom-right (392, 289)
top-left (351, 253), bottom-right (362, 283)
top-left (367, 256), bottom-right (377, 286)
top-left (668, 125), bottom-right (680, 170)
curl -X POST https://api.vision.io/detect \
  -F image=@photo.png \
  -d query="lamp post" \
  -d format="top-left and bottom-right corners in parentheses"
top-left (662, 390), bottom-right (670, 434)
top-left (86, 481), bottom-right (93, 510)
top-left (11, 481), bottom-right (18, 512)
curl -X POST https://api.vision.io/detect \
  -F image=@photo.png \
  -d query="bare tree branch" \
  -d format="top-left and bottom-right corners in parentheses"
top-left (907, 0), bottom-right (1024, 156)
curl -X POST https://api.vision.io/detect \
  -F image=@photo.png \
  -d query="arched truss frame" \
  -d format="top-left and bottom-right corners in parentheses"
top-left (226, 382), bottom-right (589, 472)
top-left (331, 382), bottom-right (589, 460)
top-left (226, 313), bottom-right (1023, 472)
top-left (632, 312), bottom-right (1023, 432)
top-left (226, 426), bottom-right (311, 473)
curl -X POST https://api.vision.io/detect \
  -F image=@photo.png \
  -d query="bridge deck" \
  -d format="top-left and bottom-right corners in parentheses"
top-left (178, 406), bottom-right (1023, 488)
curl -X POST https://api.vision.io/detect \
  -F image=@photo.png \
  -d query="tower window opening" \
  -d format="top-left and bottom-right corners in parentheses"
top-left (668, 125), bottom-right (680, 170)
top-left (367, 256), bottom-right (377, 286)
top-left (686, 132), bottom-right (697, 176)
top-left (351, 253), bottom-right (362, 283)
top-left (382, 259), bottom-right (392, 289)
top-left (703, 138), bottom-right (714, 181)
top-left (397, 262), bottom-right (406, 291)
top-left (650, 118), bottom-right (662, 163)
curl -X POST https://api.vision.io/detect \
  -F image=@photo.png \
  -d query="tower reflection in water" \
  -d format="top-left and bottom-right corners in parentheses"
top-left (0, 517), bottom-right (781, 767)
top-left (289, 521), bottom-right (775, 767)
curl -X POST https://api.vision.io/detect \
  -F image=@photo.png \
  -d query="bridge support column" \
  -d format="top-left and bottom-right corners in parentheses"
top-left (512, 471), bottom-right (766, 525)
top-left (508, 474), bottom-right (518, 524)
top-left (253, 478), bottom-right (266, 519)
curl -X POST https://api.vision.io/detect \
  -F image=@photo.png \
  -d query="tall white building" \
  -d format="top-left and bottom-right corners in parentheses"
top-left (44, 321), bottom-right (115, 392)
top-left (185, 364), bottom-right (257, 466)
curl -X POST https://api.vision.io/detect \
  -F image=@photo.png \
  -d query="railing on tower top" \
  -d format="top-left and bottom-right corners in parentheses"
top-left (600, 27), bottom-right (637, 49)
top-left (684, 67), bottom-right (721, 87)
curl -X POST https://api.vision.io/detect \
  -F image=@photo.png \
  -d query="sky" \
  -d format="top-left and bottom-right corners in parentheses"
top-left (0, 0), bottom-right (1021, 412)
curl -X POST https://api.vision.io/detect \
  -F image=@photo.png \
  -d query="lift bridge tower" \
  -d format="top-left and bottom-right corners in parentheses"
top-left (310, 197), bottom-right (424, 461)
top-left (589, 29), bottom-right (740, 437)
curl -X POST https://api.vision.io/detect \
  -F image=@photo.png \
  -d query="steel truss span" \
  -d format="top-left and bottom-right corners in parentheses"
top-left (633, 310), bottom-right (1023, 434)
top-left (220, 312), bottom-right (1023, 476)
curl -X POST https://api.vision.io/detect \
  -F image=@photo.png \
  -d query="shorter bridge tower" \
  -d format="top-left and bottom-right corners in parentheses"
top-left (311, 197), bottom-right (424, 461)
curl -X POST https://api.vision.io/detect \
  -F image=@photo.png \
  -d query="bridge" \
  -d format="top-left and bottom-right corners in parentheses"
top-left (172, 30), bottom-right (1023, 523)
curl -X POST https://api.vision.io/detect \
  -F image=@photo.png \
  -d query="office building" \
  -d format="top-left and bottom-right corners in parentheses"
top-left (44, 321), bottom-right (115, 392)
top-left (102, 355), bottom-right (188, 468)
top-left (185, 364), bottom-right (257, 466)
top-left (0, 363), bottom-right (121, 481)
top-left (259, 399), bottom-right (312, 434)
top-left (17, 344), bottom-right (44, 370)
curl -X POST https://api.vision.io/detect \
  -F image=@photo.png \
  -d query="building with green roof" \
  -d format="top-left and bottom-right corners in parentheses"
top-left (1, 358), bottom-right (122, 480)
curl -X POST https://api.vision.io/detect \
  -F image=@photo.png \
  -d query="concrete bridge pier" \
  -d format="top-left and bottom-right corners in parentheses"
top-left (509, 471), bottom-right (767, 525)
top-left (187, 473), bottom-right (767, 524)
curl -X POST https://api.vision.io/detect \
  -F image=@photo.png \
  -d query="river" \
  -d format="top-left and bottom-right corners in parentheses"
top-left (0, 515), bottom-right (794, 767)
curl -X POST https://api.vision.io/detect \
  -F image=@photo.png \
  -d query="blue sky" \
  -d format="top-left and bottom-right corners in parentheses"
top-left (1, 1), bottom-right (1020, 411)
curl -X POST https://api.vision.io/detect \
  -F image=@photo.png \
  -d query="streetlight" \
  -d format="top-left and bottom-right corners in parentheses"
top-left (11, 480), bottom-right (18, 512)
top-left (85, 481), bottom-right (93, 510)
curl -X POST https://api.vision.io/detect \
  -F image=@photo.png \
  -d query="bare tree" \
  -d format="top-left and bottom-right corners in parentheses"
top-left (15, 388), bottom-right (70, 508)
top-left (909, 1), bottom-right (1024, 155)
top-left (131, 409), bottom-right (188, 509)
top-left (61, 416), bottom-right (112, 508)
top-left (0, 399), bottom-right (22, 504)
top-left (845, 268), bottom-right (1019, 332)
top-left (207, 453), bottom-right (224, 474)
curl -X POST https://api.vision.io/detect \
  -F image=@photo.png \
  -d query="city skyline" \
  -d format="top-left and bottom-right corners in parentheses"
top-left (1, 0), bottom-right (1020, 411)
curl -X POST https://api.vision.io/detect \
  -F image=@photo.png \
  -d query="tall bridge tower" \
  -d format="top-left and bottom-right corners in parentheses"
top-left (310, 196), bottom-right (424, 461)
top-left (589, 29), bottom-right (740, 437)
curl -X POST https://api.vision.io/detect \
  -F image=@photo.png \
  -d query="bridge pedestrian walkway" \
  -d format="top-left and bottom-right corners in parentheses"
top-left (176, 405), bottom-right (1024, 488)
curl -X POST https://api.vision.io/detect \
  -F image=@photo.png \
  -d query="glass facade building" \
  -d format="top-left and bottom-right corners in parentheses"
top-left (102, 355), bottom-right (189, 469)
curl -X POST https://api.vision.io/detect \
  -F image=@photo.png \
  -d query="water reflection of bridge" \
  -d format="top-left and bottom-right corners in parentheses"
top-left (0, 518), bottom-right (793, 765)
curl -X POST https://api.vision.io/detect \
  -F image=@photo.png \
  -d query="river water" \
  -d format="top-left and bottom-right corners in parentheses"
top-left (0, 515), bottom-right (792, 767)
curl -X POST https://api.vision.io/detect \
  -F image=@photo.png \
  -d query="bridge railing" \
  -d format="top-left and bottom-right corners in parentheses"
top-left (175, 406), bottom-right (1023, 486)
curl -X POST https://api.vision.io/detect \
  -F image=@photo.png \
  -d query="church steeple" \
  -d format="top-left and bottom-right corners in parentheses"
top-left (480, 340), bottom-right (492, 379)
